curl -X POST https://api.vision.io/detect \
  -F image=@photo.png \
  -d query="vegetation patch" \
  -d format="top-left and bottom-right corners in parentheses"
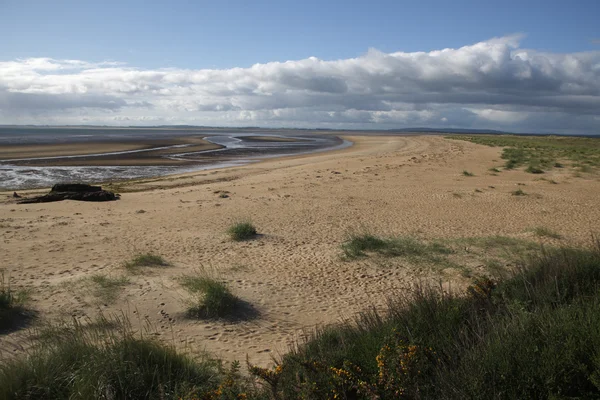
top-left (462, 170), bottom-right (474, 177)
top-left (0, 317), bottom-right (232, 399)
top-left (227, 221), bottom-right (258, 241)
top-left (531, 226), bottom-right (562, 239)
top-left (525, 165), bottom-right (544, 174)
top-left (123, 253), bottom-right (169, 273)
top-left (266, 244), bottom-right (600, 399)
top-left (448, 134), bottom-right (600, 173)
top-left (181, 275), bottom-right (246, 320)
top-left (341, 233), bottom-right (453, 267)
top-left (89, 274), bottom-right (130, 304)
top-left (512, 188), bottom-right (527, 196)
top-left (0, 271), bottom-right (33, 333)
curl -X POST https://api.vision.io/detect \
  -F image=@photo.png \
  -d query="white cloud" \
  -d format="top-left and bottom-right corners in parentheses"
top-left (1, 35), bottom-right (599, 133)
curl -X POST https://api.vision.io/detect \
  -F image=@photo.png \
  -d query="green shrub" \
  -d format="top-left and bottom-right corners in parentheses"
top-left (462, 170), bottom-right (474, 176)
top-left (227, 221), bottom-right (258, 241)
top-left (512, 188), bottom-right (526, 196)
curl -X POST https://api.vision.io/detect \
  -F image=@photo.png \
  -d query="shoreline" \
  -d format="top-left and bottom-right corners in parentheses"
top-left (2, 135), bottom-right (599, 368)
top-left (0, 134), bottom-right (352, 192)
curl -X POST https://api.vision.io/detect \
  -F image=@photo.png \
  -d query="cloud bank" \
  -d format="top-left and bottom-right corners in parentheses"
top-left (1, 35), bottom-right (599, 134)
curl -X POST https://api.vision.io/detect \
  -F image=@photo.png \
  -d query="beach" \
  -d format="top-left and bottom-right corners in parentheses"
top-left (1, 134), bottom-right (599, 367)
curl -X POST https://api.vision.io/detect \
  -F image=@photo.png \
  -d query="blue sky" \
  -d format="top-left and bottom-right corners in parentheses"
top-left (0, 0), bottom-right (599, 133)
top-left (2, 0), bottom-right (598, 68)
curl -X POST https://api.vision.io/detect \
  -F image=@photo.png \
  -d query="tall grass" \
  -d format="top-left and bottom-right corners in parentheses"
top-left (0, 271), bottom-right (32, 333)
top-left (0, 316), bottom-right (222, 399)
top-left (264, 244), bottom-right (600, 399)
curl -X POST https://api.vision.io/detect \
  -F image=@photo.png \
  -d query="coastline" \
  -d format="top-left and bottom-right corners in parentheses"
top-left (2, 135), bottom-right (599, 369)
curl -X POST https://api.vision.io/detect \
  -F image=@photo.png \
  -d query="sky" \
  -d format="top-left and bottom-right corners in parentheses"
top-left (0, 0), bottom-right (599, 134)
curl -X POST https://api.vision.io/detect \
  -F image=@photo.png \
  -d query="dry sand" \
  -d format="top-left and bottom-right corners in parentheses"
top-left (1, 135), bottom-right (600, 366)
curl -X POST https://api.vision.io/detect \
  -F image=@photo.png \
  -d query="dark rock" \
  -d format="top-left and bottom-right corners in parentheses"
top-left (51, 183), bottom-right (102, 193)
top-left (18, 184), bottom-right (119, 204)
top-left (12, 192), bottom-right (21, 198)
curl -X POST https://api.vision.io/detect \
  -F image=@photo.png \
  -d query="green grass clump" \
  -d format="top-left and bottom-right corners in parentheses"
top-left (531, 226), bottom-right (562, 239)
top-left (181, 275), bottom-right (240, 319)
top-left (462, 170), bottom-right (474, 176)
top-left (0, 317), bottom-right (225, 399)
top-left (525, 165), bottom-right (544, 174)
top-left (341, 233), bottom-right (452, 262)
top-left (0, 271), bottom-right (32, 333)
top-left (488, 167), bottom-right (501, 173)
top-left (264, 244), bottom-right (600, 399)
top-left (90, 274), bottom-right (130, 303)
top-left (227, 221), bottom-right (258, 241)
top-left (123, 253), bottom-right (169, 273)
top-left (512, 188), bottom-right (527, 196)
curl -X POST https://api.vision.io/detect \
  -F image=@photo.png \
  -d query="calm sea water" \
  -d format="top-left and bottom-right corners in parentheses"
top-left (0, 127), bottom-right (350, 190)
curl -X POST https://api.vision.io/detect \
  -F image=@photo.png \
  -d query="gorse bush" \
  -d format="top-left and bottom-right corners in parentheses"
top-left (227, 221), bottom-right (258, 241)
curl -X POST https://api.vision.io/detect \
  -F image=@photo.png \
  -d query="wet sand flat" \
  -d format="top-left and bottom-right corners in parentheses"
top-left (0, 136), bottom-right (223, 166)
top-left (1, 135), bottom-right (599, 367)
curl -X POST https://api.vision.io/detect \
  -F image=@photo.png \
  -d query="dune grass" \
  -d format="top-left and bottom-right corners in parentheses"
top-left (264, 243), bottom-right (600, 399)
top-left (181, 275), bottom-right (240, 319)
top-left (448, 135), bottom-right (600, 174)
top-left (341, 233), bottom-right (452, 262)
top-left (462, 170), bottom-right (474, 177)
top-left (89, 274), bottom-right (130, 304)
top-left (512, 188), bottom-right (527, 196)
top-left (3, 242), bottom-right (600, 398)
top-left (0, 271), bottom-right (32, 333)
top-left (123, 253), bottom-right (169, 273)
top-left (227, 221), bottom-right (258, 241)
top-left (531, 226), bottom-right (563, 239)
top-left (0, 316), bottom-right (226, 399)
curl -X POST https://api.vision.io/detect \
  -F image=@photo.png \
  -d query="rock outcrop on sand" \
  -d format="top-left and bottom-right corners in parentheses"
top-left (18, 184), bottom-right (119, 204)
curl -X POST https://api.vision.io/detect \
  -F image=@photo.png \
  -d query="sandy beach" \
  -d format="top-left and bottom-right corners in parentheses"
top-left (1, 135), bottom-right (599, 367)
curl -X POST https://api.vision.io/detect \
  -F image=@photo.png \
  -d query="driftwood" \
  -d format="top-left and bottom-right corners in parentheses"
top-left (18, 184), bottom-right (119, 204)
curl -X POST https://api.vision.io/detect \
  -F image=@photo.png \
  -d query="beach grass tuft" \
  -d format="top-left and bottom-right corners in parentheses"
top-left (89, 274), bottom-right (130, 303)
top-left (462, 170), bottom-right (474, 177)
top-left (341, 233), bottom-right (453, 263)
top-left (123, 253), bottom-right (169, 273)
top-left (181, 274), bottom-right (240, 319)
top-left (531, 226), bottom-right (562, 239)
top-left (227, 221), bottom-right (258, 241)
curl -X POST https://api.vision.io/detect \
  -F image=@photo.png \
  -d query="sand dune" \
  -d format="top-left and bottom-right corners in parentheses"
top-left (1, 135), bottom-right (599, 367)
